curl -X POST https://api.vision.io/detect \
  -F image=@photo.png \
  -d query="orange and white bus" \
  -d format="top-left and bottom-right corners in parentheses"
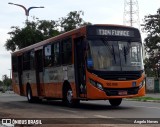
top-left (11, 24), bottom-right (145, 107)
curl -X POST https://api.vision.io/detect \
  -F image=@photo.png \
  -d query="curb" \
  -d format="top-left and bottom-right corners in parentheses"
top-left (125, 99), bottom-right (160, 103)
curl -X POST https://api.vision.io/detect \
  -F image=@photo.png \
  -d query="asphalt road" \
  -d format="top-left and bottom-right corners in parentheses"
top-left (0, 93), bottom-right (160, 127)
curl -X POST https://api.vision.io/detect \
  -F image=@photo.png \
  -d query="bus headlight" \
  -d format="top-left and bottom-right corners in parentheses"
top-left (139, 80), bottom-right (145, 89)
top-left (97, 82), bottom-right (103, 90)
top-left (90, 79), bottom-right (103, 91)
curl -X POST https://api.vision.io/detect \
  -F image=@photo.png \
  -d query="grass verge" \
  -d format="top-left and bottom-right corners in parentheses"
top-left (127, 96), bottom-right (160, 102)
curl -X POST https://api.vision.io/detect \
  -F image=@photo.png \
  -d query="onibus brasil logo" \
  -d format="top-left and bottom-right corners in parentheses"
top-left (2, 119), bottom-right (42, 126)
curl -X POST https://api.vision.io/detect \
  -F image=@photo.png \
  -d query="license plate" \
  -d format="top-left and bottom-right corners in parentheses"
top-left (118, 91), bottom-right (127, 95)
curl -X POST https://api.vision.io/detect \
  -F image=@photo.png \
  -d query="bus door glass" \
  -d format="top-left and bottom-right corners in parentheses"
top-left (35, 49), bottom-right (45, 96)
top-left (74, 37), bottom-right (86, 97)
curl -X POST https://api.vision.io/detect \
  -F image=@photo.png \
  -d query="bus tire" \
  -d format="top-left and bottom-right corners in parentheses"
top-left (109, 98), bottom-right (122, 106)
top-left (26, 86), bottom-right (34, 103)
top-left (63, 85), bottom-right (80, 107)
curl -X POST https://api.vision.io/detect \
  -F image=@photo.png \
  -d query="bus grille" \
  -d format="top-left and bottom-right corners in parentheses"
top-left (104, 87), bottom-right (139, 96)
top-left (98, 71), bottom-right (142, 81)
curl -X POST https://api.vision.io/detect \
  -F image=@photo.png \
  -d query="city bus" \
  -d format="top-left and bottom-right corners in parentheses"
top-left (11, 24), bottom-right (145, 107)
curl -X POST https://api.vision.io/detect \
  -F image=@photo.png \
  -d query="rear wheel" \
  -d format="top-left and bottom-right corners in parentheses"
top-left (26, 86), bottom-right (41, 103)
top-left (63, 86), bottom-right (80, 107)
top-left (109, 98), bottom-right (122, 106)
top-left (26, 86), bottom-right (34, 103)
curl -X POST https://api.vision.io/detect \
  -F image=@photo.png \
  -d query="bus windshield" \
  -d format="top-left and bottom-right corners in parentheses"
top-left (87, 39), bottom-right (143, 71)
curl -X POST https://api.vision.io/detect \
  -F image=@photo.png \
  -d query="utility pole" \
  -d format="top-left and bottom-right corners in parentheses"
top-left (123, 0), bottom-right (140, 29)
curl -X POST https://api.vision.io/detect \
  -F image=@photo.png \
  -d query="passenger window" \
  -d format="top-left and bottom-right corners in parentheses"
top-left (44, 45), bottom-right (52, 67)
top-left (12, 56), bottom-right (18, 72)
top-left (30, 51), bottom-right (35, 70)
top-left (23, 52), bottom-right (30, 70)
top-left (61, 38), bottom-right (72, 65)
top-left (52, 42), bottom-right (61, 66)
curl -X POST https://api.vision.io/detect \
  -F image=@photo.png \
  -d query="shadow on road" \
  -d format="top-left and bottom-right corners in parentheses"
top-left (0, 94), bottom-right (132, 111)
top-left (16, 99), bottom-right (132, 111)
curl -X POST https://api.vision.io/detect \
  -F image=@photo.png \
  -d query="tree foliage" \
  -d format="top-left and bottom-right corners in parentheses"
top-left (1, 75), bottom-right (12, 92)
top-left (60, 11), bottom-right (91, 32)
top-left (5, 19), bottom-right (59, 52)
top-left (5, 11), bottom-right (91, 52)
top-left (143, 8), bottom-right (160, 77)
top-left (143, 8), bottom-right (160, 54)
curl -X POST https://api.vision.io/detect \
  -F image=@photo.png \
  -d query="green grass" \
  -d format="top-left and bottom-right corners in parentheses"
top-left (128, 97), bottom-right (160, 101)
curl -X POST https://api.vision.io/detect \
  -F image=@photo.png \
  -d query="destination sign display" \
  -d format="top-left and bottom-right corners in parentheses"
top-left (97, 29), bottom-right (134, 37)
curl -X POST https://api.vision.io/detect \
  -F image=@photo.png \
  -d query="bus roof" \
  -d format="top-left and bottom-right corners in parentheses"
top-left (11, 24), bottom-right (138, 56)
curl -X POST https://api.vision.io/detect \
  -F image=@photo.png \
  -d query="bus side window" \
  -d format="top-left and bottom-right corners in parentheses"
top-left (61, 38), bottom-right (72, 65)
top-left (23, 52), bottom-right (30, 70)
top-left (30, 50), bottom-right (35, 70)
top-left (44, 45), bottom-right (52, 67)
top-left (12, 56), bottom-right (18, 72)
top-left (52, 42), bottom-right (61, 66)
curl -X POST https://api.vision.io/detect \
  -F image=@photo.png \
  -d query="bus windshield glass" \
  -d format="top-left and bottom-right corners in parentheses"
top-left (87, 39), bottom-right (143, 71)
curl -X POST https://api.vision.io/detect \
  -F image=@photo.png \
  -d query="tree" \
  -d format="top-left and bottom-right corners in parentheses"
top-left (143, 8), bottom-right (160, 77)
top-left (5, 11), bottom-right (91, 52)
top-left (5, 19), bottom-right (60, 52)
top-left (2, 75), bottom-right (12, 91)
top-left (59, 10), bottom-right (91, 32)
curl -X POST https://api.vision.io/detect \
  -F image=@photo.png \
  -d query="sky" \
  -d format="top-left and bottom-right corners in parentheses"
top-left (0, 0), bottom-right (160, 80)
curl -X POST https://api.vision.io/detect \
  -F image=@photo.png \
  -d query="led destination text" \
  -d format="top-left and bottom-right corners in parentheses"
top-left (97, 29), bottom-right (133, 37)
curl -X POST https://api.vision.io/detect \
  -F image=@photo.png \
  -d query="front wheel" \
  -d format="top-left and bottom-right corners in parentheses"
top-left (63, 87), bottom-right (80, 107)
top-left (109, 98), bottom-right (122, 106)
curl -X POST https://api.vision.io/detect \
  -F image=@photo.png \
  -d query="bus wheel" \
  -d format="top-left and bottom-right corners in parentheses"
top-left (64, 87), bottom-right (79, 107)
top-left (109, 98), bottom-right (122, 106)
top-left (26, 86), bottom-right (34, 103)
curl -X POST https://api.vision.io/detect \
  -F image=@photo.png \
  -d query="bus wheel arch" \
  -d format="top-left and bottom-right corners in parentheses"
top-left (62, 81), bottom-right (79, 107)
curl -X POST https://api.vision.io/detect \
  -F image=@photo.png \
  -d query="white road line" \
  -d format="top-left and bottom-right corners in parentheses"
top-left (94, 115), bottom-right (113, 118)
top-left (56, 108), bottom-right (78, 113)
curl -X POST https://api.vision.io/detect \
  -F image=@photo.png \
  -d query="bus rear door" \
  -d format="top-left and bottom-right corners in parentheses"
top-left (35, 49), bottom-right (45, 97)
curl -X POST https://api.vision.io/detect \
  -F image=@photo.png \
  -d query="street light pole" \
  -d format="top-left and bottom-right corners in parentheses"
top-left (8, 2), bottom-right (44, 22)
top-left (8, 69), bottom-right (12, 79)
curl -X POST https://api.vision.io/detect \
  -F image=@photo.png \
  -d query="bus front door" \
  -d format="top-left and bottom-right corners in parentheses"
top-left (74, 37), bottom-right (86, 98)
top-left (18, 55), bottom-right (23, 95)
top-left (35, 49), bottom-right (45, 97)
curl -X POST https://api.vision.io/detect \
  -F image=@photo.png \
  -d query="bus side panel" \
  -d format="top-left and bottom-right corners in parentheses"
top-left (12, 72), bottom-right (20, 95)
top-left (43, 67), bottom-right (60, 98)
top-left (30, 84), bottom-right (38, 97)
top-left (22, 70), bottom-right (38, 97)
top-left (43, 83), bottom-right (56, 97)
top-left (13, 84), bottom-right (20, 95)
top-left (56, 65), bottom-right (76, 98)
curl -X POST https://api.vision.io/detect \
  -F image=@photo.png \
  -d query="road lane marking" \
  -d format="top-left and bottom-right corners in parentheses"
top-left (94, 115), bottom-right (113, 118)
top-left (56, 108), bottom-right (78, 113)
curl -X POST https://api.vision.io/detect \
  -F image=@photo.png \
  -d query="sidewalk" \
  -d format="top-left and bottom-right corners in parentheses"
top-left (145, 93), bottom-right (160, 98)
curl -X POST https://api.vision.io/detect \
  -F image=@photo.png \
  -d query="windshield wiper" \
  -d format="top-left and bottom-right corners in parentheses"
top-left (124, 46), bottom-right (127, 63)
top-left (101, 38), bottom-right (116, 63)
top-left (123, 42), bottom-right (131, 63)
